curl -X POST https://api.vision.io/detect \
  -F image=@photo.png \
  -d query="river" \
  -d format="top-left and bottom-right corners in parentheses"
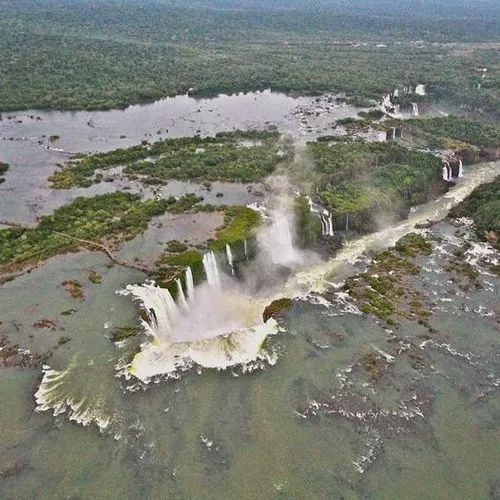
top-left (0, 92), bottom-right (499, 498)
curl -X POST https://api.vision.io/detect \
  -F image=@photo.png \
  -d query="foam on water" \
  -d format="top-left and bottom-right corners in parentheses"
top-left (34, 358), bottom-right (117, 433)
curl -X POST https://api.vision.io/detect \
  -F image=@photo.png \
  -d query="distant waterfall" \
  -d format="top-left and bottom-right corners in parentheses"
top-left (244, 239), bottom-right (249, 260)
top-left (442, 162), bottom-right (452, 182)
top-left (185, 267), bottom-right (194, 300)
top-left (458, 160), bottom-right (464, 178)
top-left (308, 196), bottom-right (334, 237)
top-left (319, 211), bottom-right (334, 237)
top-left (203, 251), bottom-right (221, 287)
top-left (226, 244), bottom-right (235, 275)
top-left (411, 103), bottom-right (419, 116)
top-left (328, 214), bottom-right (334, 236)
top-left (176, 279), bottom-right (188, 309)
top-left (415, 84), bottom-right (426, 95)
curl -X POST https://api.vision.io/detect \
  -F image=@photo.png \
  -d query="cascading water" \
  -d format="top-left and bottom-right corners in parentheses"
top-left (121, 261), bottom-right (279, 381)
top-left (442, 162), bottom-right (452, 182)
top-left (185, 267), bottom-right (194, 300)
top-left (176, 279), bottom-right (188, 309)
top-left (458, 160), bottom-right (464, 178)
top-left (258, 210), bottom-right (304, 267)
top-left (308, 196), bottom-right (334, 237)
top-left (411, 103), bottom-right (419, 116)
top-left (285, 160), bottom-right (500, 296)
top-left (244, 239), bottom-right (249, 260)
top-left (415, 84), bottom-right (426, 95)
top-left (226, 244), bottom-right (235, 275)
top-left (203, 251), bottom-right (221, 287)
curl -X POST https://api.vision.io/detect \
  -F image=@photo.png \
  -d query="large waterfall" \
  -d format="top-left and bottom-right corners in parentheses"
top-left (203, 251), bottom-right (221, 287)
top-left (121, 250), bottom-right (280, 381)
top-left (257, 209), bottom-right (304, 267)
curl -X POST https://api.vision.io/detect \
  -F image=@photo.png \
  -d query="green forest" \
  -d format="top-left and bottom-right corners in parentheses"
top-left (0, 192), bottom-right (202, 270)
top-left (403, 116), bottom-right (500, 151)
top-left (49, 130), bottom-right (287, 188)
top-left (450, 176), bottom-right (500, 248)
top-left (1, 0), bottom-right (500, 114)
top-left (306, 140), bottom-right (443, 232)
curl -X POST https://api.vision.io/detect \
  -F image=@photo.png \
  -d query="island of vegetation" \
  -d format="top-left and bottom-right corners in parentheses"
top-left (49, 130), bottom-right (288, 189)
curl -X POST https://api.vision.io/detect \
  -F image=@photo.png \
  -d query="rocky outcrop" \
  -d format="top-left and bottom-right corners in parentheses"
top-left (262, 298), bottom-right (292, 323)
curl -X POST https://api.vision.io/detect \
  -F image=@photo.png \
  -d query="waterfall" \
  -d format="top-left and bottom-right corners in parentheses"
top-left (458, 160), bottom-right (464, 178)
top-left (122, 283), bottom-right (179, 343)
top-left (203, 251), bottom-right (221, 287)
top-left (308, 196), bottom-right (335, 237)
top-left (442, 162), bottom-right (452, 182)
top-left (415, 84), bottom-right (426, 95)
top-left (393, 88), bottom-right (399, 98)
top-left (320, 212), bottom-right (328, 236)
top-left (328, 214), bottom-right (334, 237)
top-left (442, 165), bottom-right (448, 181)
top-left (259, 211), bottom-right (303, 266)
top-left (176, 279), bottom-right (188, 310)
top-left (226, 244), bottom-right (235, 276)
top-left (244, 239), bottom-right (249, 260)
top-left (411, 103), bottom-right (419, 116)
top-left (185, 266), bottom-right (194, 300)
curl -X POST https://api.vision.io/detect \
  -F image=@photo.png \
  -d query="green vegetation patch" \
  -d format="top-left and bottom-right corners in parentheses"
top-left (208, 206), bottom-right (261, 252)
top-left (405, 116), bottom-right (500, 151)
top-left (345, 233), bottom-right (434, 327)
top-left (450, 176), bottom-right (500, 248)
top-left (306, 141), bottom-right (443, 234)
top-left (87, 269), bottom-right (102, 284)
top-left (395, 233), bottom-right (432, 257)
top-left (110, 325), bottom-right (138, 343)
top-left (165, 240), bottom-right (188, 253)
top-left (49, 130), bottom-right (285, 189)
top-left (62, 280), bottom-right (84, 299)
top-left (0, 192), bottom-right (203, 275)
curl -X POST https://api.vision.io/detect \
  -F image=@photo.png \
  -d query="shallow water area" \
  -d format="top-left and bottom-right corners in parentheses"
top-left (0, 90), bottom-right (365, 224)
